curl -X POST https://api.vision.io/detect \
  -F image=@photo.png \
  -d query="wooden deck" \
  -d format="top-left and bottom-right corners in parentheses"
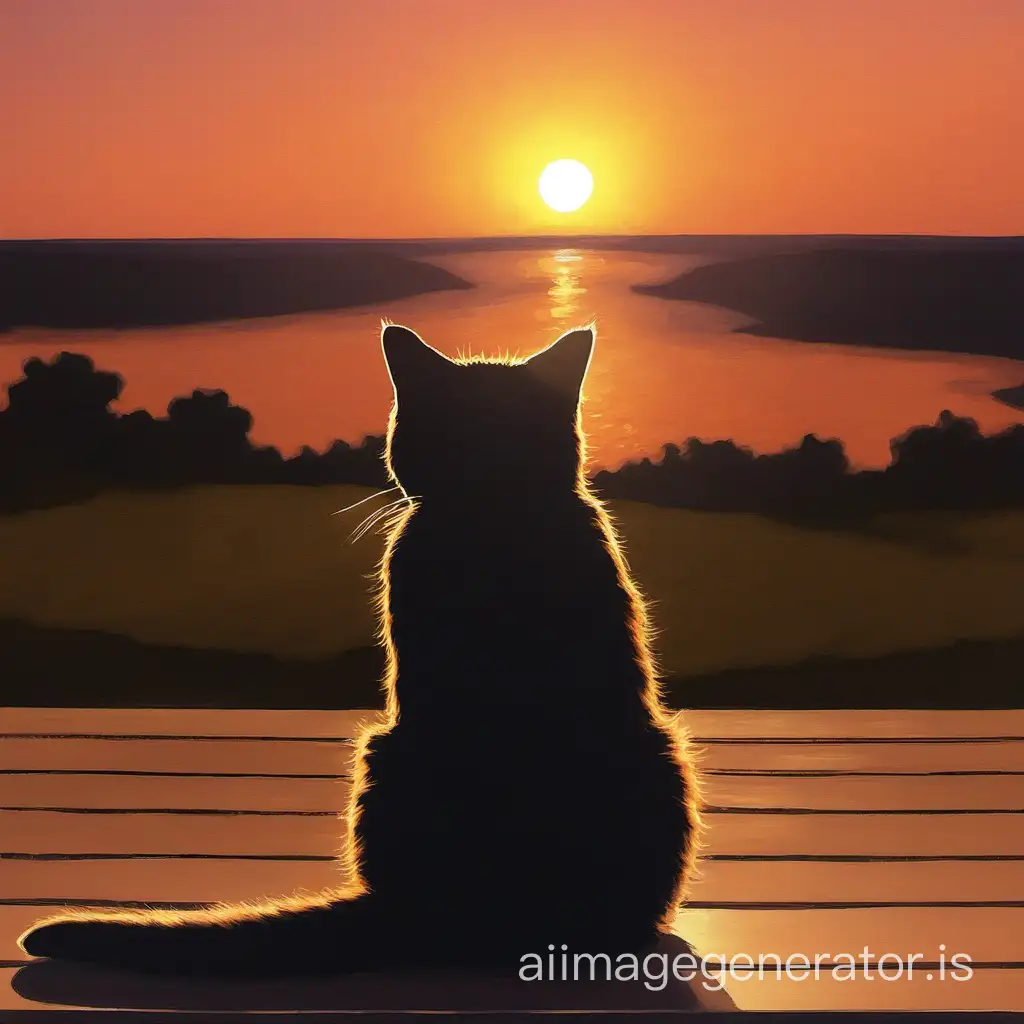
top-left (1, 708), bottom-right (1022, 1013)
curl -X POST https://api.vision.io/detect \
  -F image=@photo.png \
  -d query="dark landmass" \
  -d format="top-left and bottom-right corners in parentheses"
top-left (6, 234), bottom-right (1023, 258)
top-left (3, 352), bottom-right (1024, 522)
top-left (402, 233), bottom-right (1024, 256)
top-left (0, 244), bottom-right (472, 330)
top-left (994, 383), bottom-right (1024, 410)
top-left (2, 617), bottom-right (1021, 709)
top-left (4, 236), bottom-right (1022, 332)
top-left (633, 248), bottom-right (1024, 360)
top-left (376, 232), bottom-right (1024, 258)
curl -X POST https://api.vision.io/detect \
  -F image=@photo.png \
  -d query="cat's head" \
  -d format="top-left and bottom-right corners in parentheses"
top-left (381, 322), bottom-right (595, 505)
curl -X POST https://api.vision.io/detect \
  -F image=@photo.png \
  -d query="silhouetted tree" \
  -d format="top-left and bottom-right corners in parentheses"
top-left (3, 352), bottom-right (121, 466)
top-left (315, 437), bottom-right (390, 487)
top-left (109, 410), bottom-right (171, 486)
top-left (161, 389), bottom-right (254, 484)
top-left (593, 437), bottom-right (763, 512)
top-left (0, 352), bottom-right (121, 508)
top-left (282, 445), bottom-right (323, 484)
top-left (247, 444), bottom-right (287, 483)
top-left (755, 434), bottom-right (850, 520)
top-left (3, 352), bottom-right (1024, 520)
top-left (595, 412), bottom-right (1024, 524)
top-left (883, 411), bottom-right (1024, 510)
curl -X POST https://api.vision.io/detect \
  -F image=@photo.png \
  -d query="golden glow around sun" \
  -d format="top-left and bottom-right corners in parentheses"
top-left (538, 159), bottom-right (594, 213)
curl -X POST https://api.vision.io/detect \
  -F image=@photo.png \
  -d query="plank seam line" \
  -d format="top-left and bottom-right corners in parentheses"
top-left (3, 852), bottom-right (1023, 862)
top-left (5, 733), bottom-right (1024, 744)
top-left (0, 770), bottom-right (350, 779)
top-left (4, 898), bottom-right (1024, 909)
top-left (4, 769), bottom-right (1023, 778)
top-left (0, 734), bottom-right (357, 742)
top-left (4, 805), bottom-right (1024, 816)
top-left (0, 852), bottom-right (338, 861)
top-left (6, 959), bottom-right (1023, 970)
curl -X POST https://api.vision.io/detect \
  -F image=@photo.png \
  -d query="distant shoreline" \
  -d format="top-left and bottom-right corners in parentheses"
top-left (994, 383), bottom-right (1024, 410)
top-left (5, 239), bottom-right (1024, 377)
top-left (0, 246), bottom-right (473, 331)
top-left (5, 234), bottom-right (1024, 256)
top-left (634, 247), bottom-right (1024, 363)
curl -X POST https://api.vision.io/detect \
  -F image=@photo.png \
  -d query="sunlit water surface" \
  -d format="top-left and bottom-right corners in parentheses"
top-left (2, 249), bottom-right (1022, 469)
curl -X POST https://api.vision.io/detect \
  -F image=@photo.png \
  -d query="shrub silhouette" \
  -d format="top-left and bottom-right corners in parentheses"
top-left (2, 351), bottom-right (1023, 518)
top-left (0, 353), bottom-right (123, 508)
top-left (3, 353), bottom-right (121, 469)
top-left (884, 410), bottom-right (1024, 510)
top-left (0, 353), bottom-right (389, 507)
top-left (166, 389), bottom-right (254, 484)
top-left (593, 411), bottom-right (1024, 522)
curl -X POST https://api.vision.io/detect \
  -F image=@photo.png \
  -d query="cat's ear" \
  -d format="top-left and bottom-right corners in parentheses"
top-left (526, 325), bottom-right (595, 406)
top-left (381, 322), bottom-right (452, 393)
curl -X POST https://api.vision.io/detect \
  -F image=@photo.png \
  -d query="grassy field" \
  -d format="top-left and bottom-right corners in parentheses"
top-left (1, 484), bottom-right (1023, 686)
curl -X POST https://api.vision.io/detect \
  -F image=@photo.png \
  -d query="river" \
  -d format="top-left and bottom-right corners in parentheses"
top-left (2, 248), bottom-right (1022, 469)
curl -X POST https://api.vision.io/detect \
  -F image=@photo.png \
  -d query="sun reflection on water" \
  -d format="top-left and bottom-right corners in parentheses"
top-left (546, 249), bottom-right (588, 321)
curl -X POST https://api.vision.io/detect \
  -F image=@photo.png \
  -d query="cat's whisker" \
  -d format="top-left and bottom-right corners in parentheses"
top-left (350, 506), bottom-right (410, 545)
top-left (349, 502), bottom-right (406, 544)
top-left (360, 506), bottom-right (414, 542)
top-left (349, 494), bottom-right (419, 543)
top-left (331, 486), bottom-right (402, 516)
top-left (350, 508), bottom-right (395, 543)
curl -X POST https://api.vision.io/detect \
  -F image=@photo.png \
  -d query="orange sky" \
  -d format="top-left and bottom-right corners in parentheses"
top-left (2, 0), bottom-right (1022, 238)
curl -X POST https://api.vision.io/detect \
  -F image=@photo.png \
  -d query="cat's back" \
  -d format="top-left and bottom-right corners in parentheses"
top-left (383, 492), bottom-right (657, 732)
top-left (387, 494), bottom-right (630, 616)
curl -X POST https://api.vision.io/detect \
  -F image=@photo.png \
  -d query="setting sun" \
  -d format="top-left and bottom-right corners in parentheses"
top-left (538, 160), bottom-right (594, 213)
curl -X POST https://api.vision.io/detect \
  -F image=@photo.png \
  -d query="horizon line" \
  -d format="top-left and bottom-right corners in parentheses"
top-left (4, 232), bottom-right (1024, 244)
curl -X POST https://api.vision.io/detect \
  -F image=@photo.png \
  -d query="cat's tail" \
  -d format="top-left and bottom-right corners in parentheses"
top-left (18, 890), bottom-right (402, 977)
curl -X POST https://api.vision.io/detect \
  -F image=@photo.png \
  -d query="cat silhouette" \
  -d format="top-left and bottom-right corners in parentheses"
top-left (19, 322), bottom-right (701, 976)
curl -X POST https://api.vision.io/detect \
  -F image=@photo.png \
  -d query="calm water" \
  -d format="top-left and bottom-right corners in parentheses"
top-left (3, 249), bottom-right (1023, 469)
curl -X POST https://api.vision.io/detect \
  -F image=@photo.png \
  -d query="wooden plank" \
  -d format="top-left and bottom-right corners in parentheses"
top-left (706, 812), bottom-right (1024, 857)
top-left (3, 771), bottom-right (1020, 813)
top-left (6, 736), bottom-right (1024, 774)
top-left (702, 775), bottom-right (1024, 811)
top-left (684, 861), bottom-right (1024, 904)
top-left (0, 858), bottom-right (346, 909)
top-left (0, 739), bottom-right (356, 775)
top-left (716, 970), bottom-right (1020, 1011)
top-left (696, 743), bottom-right (1024, 773)
top-left (0, 775), bottom-right (350, 812)
top-left (684, 710), bottom-right (1024, 740)
top-left (670, 905), bottom-right (1024, 964)
top-left (0, 709), bottom-right (378, 739)
top-left (0, 810), bottom-right (344, 856)
top-left (6, 708), bottom-right (1024, 740)
top-left (6, 808), bottom-right (1024, 857)
top-left (2, 857), bottom-right (1022, 910)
